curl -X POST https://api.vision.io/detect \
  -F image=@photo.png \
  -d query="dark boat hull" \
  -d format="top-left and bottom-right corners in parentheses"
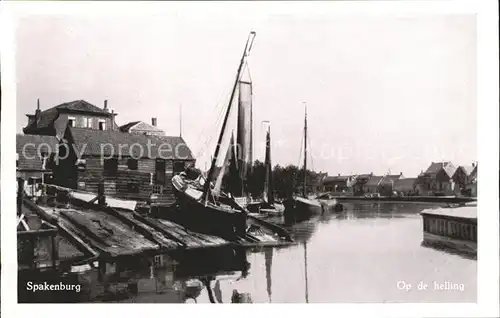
top-left (246, 201), bottom-right (284, 216)
top-left (283, 197), bottom-right (323, 223)
top-left (164, 188), bottom-right (247, 241)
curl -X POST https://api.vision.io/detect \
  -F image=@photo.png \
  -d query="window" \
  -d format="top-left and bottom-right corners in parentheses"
top-left (103, 158), bottom-right (118, 176)
top-left (85, 117), bottom-right (93, 128)
top-left (173, 161), bottom-right (185, 174)
top-left (127, 159), bottom-right (138, 170)
top-left (98, 120), bottom-right (106, 131)
top-left (16, 153), bottom-right (19, 168)
top-left (68, 116), bottom-right (76, 127)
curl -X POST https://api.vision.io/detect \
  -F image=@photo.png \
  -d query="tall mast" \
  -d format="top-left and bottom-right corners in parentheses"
top-left (303, 102), bottom-right (307, 198)
top-left (267, 124), bottom-right (274, 204)
top-left (203, 31), bottom-right (256, 201)
top-left (179, 104), bottom-right (182, 137)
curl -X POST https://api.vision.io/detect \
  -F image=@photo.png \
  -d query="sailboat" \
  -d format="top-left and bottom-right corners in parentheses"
top-left (246, 123), bottom-right (285, 216)
top-left (171, 32), bottom-right (257, 240)
top-left (283, 104), bottom-right (323, 223)
top-left (171, 32), bottom-right (293, 243)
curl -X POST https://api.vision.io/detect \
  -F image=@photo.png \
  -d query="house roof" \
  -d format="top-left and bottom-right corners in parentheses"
top-left (66, 127), bottom-right (194, 160)
top-left (16, 134), bottom-right (59, 170)
top-left (424, 161), bottom-right (456, 178)
top-left (381, 174), bottom-right (401, 184)
top-left (393, 178), bottom-right (417, 189)
top-left (24, 100), bottom-right (115, 133)
top-left (365, 176), bottom-right (384, 187)
top-left (461, 165), bottom-right (475, 176)
top-left (119, 121), bottom-right (164, 133)
top-left (119, 121), bottom-right (141, 132)
top-left (52, 100), bottom-right (110, 114)
top-left (323, 175), bottom-right (351, 184)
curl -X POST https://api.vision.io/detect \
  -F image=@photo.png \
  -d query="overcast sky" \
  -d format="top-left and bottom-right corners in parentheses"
top-left (15, 4), bottom-right (476, 177)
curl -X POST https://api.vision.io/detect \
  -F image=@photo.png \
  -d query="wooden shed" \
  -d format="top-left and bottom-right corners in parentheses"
top-left (54, 127), bottom-right (195, 205)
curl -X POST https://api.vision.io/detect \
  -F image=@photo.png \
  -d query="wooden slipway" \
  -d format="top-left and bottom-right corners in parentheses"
top-left (38, 205), bottom-right (162, 257)
top-left (34, 185), bottom-right (293, 261)
top-left (133, 213), bottom-right (231, 249)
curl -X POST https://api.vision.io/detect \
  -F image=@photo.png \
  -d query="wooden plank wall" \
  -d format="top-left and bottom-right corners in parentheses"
top-left (76, 156), bottom-right (194, 204)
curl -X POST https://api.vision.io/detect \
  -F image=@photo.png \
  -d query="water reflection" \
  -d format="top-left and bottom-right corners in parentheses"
top-left (19, 202), bottom-right (476, 303)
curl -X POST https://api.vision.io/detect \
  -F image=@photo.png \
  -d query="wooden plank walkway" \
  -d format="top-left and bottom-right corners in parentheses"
top-left (39, 206), bottom-right (159, 258)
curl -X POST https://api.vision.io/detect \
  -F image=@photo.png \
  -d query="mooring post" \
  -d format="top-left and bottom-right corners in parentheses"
top-left (51, 234), bottom-right (58, 268)
top-left (17, 177), bottom-right (25, 216)
top-left (98, 179), bottom-right (106, 206)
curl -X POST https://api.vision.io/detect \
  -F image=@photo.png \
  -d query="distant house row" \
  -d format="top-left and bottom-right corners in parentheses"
top-left (17, 99), bottom-right (195, 205)
top-left (321, 161), bottom-right (477, 197)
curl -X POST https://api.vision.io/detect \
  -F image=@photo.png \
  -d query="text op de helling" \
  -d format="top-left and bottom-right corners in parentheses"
top-left (397, 280), bottom-right (465, 292)
top-left (26, 281), bottom-right (81, 293)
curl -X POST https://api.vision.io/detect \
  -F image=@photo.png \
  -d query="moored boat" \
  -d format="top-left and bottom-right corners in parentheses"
top-left (420, 206), bottom-right (477, 258)
top-left (167, 32), bottom-right (258, 240)
top-left (283, 104), bottom-right (324, 223)
top-left (169, 32), bottom-right (292, 244)
top-left (245, 122), bottom-right (285, 216)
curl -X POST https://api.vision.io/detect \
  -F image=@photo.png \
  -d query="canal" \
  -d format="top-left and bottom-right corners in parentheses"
top-left (18, 202), bottom-right (477, 303)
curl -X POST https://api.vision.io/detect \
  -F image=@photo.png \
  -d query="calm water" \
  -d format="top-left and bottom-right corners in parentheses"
top-left (183, 201), bottom-right (477, 303)
top-left (19, 202), bottom-right (477, 303)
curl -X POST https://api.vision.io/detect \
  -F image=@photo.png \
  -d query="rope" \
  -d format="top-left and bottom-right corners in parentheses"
top-left (297, 130), bottom-right (304, 169)
top-left (307, 134), bottom-right (315, 172)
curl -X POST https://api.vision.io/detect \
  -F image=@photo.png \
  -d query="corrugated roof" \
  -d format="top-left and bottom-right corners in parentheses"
top-left (16, 134), bottom-right (59, 170)
top-left (67, 127), bottom-right (194, 160)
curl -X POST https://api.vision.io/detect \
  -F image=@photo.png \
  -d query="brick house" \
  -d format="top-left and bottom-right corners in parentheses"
top-left (417, 161), bottom-right (457, 196)
top-left (23, 99), bottom-right (118, 139)
top-left (452, 163), bottom-right (476, 195)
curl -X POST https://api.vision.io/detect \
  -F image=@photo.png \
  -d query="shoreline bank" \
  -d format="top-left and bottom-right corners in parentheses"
top-left (331, 196), bottom-right (476, 204)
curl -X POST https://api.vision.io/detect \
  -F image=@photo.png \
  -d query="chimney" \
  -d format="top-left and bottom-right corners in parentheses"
top-left (111, 109), bottom-right (115, 131)
top-left (151, 117), bottom-right (157, 127)
top-left (103, 100), bottom-right (109, 112)
top-left (35, 98), bottom-right (41, 123)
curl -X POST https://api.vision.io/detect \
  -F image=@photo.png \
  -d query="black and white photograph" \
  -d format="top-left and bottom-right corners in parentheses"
top-left (0, 0), bottom-right (499, 315)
